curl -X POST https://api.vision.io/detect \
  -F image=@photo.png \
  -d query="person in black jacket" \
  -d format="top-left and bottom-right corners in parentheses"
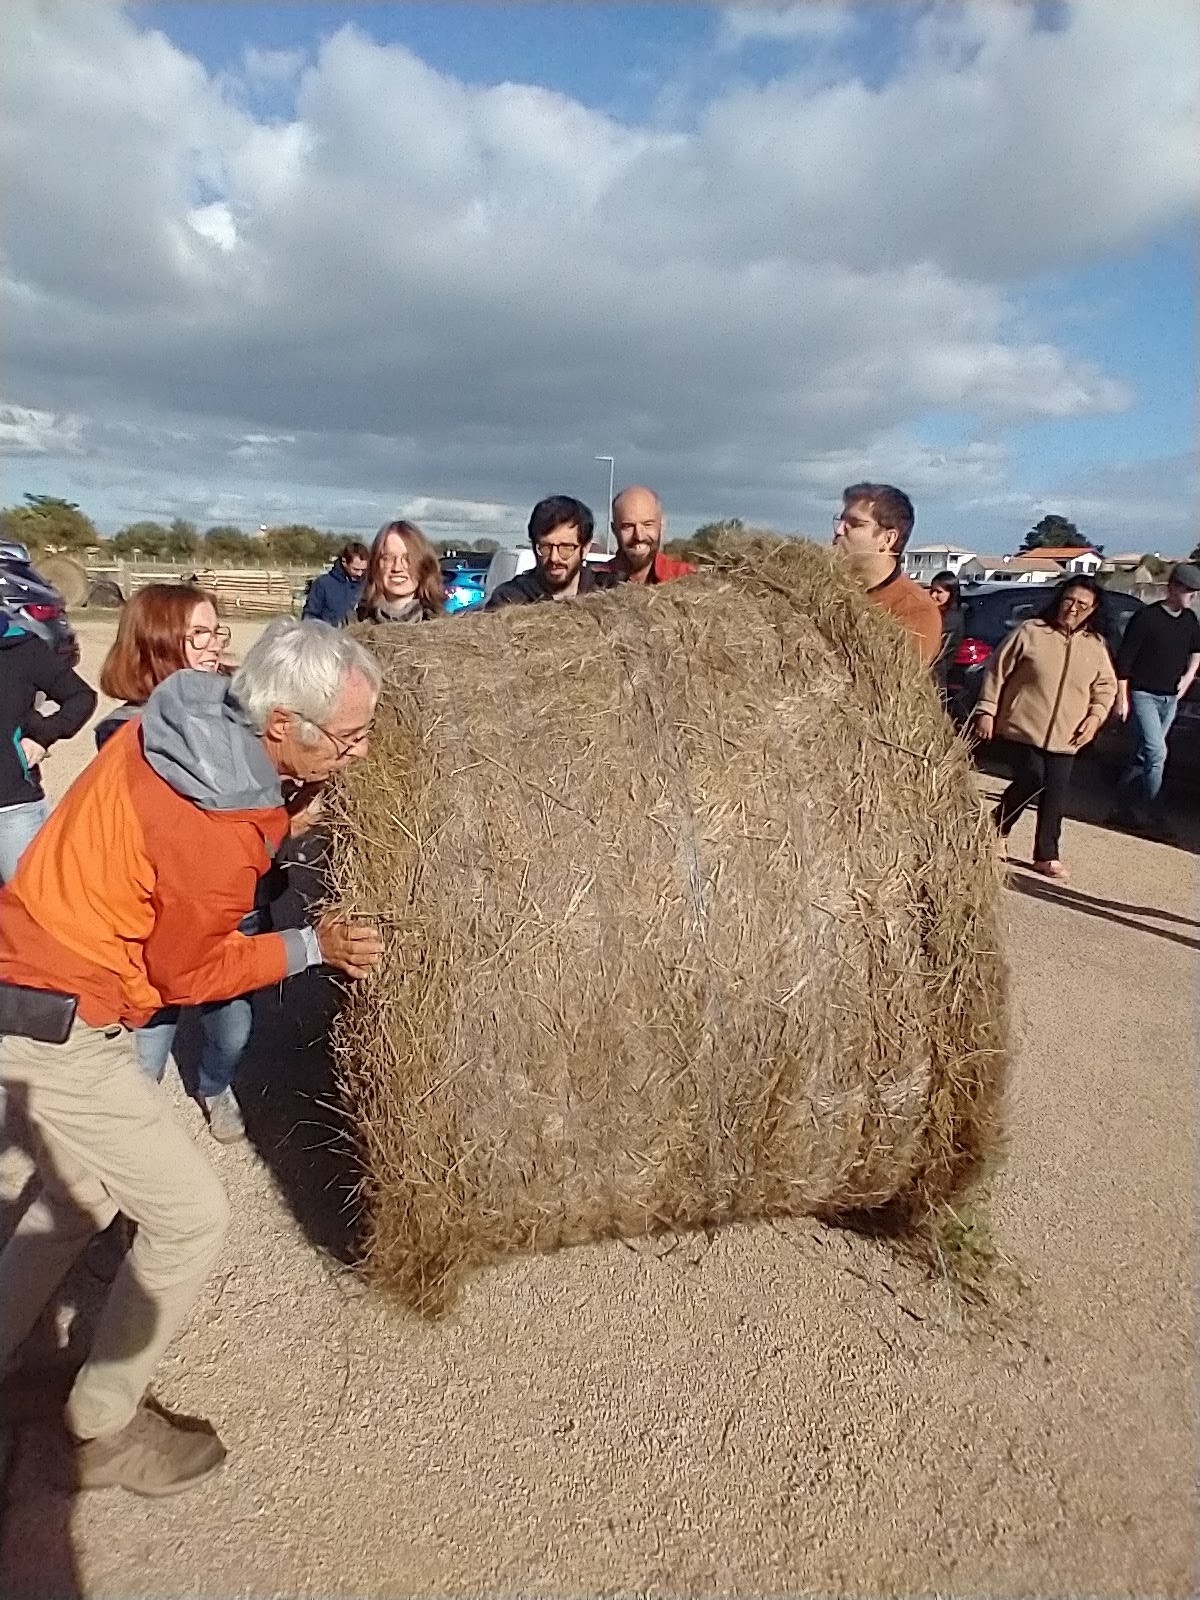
top-left (486, 496), bottom-right (614, 609)
top-left (1110, 560), bottom-right (1200, 839)
top-left (929, 570), bottom-right (966, 702)
top-left (0, 620), bottom-right (96, 881)
top-left (300, 542), bottom-right (369, 626)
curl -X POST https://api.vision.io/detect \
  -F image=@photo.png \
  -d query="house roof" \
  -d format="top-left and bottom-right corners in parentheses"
top-left (1022, 546), bottom-right (1101, 560)
top-left (906, 544), bottom-right (976, 555)
top-left (984, 555), bottom-right (1066, 574)
top-left (1105, 552), bottom-right (1152, 566)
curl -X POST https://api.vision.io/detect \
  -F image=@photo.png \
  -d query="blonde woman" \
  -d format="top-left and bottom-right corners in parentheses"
top-left (356, 520), bottom-right (445, 623)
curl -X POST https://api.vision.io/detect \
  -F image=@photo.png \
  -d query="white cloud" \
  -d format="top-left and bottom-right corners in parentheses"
top-left (188, 201), bottom-right (238, 252)
top-left (718, 4), bottom-right (855, 50)
top-left (0, 404), bottom-right (84, 457)
top-left (243, 46), bottom-right (306, 87)
top-left (0, 1), bottom-right (1194, 544)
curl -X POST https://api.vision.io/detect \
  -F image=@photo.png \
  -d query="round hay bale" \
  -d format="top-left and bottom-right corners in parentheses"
top-left (32, 554), bottom-right (88, 609)
top-left (85, 577), bottom-right (126, 609)
top-left (330, 536), bottom-right (1006, 1313)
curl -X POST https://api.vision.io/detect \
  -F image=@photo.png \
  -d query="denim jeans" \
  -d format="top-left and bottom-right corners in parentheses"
top-left (134, 996), bottom-right (254, 1100)
top-left (1117, 690), bottom-right (1178, 821)
top-left (0, 797), bottom-right (50, 883)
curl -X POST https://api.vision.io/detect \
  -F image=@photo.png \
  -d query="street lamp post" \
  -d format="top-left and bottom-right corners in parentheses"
top-left (595, 455), bottom-right (615, 555)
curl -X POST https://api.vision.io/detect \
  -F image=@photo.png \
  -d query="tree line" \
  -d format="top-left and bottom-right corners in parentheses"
top-left (5, 494), bottom-right (1197, 568)
top-left (0, 496), bottom-right (501, 567)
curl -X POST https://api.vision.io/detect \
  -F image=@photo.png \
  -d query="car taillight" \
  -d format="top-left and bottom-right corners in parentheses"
top-left (24, 602), bottom-right (61, 622)
top-left (954, 637), bottom-right (992, 668)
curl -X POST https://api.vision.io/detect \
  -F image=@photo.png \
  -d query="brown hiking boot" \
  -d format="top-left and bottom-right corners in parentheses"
top-left (72, 1399), bottom-right (226, 1497)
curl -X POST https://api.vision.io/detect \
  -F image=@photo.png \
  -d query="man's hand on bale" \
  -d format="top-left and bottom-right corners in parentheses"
top-left (316, 916), bottom-right (384, 979)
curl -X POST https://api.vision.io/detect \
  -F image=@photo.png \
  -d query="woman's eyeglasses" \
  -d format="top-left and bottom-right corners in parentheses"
top-left (186, 625), bottom-right (231, 648)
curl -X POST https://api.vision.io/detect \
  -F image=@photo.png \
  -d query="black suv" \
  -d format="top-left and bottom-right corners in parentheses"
top-left (945, 582), bottom-right (1199, 783)
top-left (0, 541), bottom-right (80, 663)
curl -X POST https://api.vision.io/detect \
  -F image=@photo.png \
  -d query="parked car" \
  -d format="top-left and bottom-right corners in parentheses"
top-left (439, 555), bottom-right (491, 614)
top-left (0, 540), bottom-right (79, 663)
top-left (946, 582), bottom-right (1199, 786)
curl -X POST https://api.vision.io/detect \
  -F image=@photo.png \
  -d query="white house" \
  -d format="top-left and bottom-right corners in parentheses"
top-left (900, 544), bottom-right (979, 583)
top-left (1008, 544), bottom-right (1103, 576)
top-left (972, 555), bottom-right (1065, 585)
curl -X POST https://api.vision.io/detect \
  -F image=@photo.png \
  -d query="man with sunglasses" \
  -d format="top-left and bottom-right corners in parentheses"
top-left (0, 618), bottom-right (384, 1498)
top-left (486, 495), bottom-right (614, 608)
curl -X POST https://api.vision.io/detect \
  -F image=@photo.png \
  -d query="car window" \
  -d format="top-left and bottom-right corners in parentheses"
top-left (963, 587), bottom-right (1143, 649)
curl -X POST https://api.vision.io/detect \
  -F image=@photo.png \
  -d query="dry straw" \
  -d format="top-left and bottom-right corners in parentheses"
top-left (329, 535), bottom-right (1006, 1313)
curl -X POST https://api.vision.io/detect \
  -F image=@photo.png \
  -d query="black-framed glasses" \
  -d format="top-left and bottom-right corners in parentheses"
top-left (295, 716), bottom-right (375, 760)
top-left (535, 540), bottom-right (583, 558)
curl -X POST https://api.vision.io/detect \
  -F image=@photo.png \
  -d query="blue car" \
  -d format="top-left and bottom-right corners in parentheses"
top-left (440, 556), bottom-right (490, 614)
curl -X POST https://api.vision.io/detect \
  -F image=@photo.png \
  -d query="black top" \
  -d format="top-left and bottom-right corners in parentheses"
top-left (485, 566), bottom-right (614, 610)
top-left (1114, 601), bottom-right (1200, 695)
top-left (0, 627), bottom-right (97, 808)
top-left (932, 607), bottom-right (965, 690)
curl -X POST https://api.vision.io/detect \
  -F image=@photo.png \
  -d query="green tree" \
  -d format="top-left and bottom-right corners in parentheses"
top-left (1190, 539), bottom-right (1200, 562)
top-left (1020, 514), bottom-right (1090, 553)
top-left (201, 525), bottom-right (257, 565)
top-left (163, 517), bottom-right (199, 561)
top-left (112, 521), bottom-right (171, 558)
top-left (262, 523), bottom-right (336, 566)
top-left (1, 493), bottom-right (99, 553)
top-left (692, 518), bottom-right (745, 544)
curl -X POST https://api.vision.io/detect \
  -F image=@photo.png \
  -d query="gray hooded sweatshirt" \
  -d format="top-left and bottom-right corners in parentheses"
top-left (140, 669), bottom-right (319, 974)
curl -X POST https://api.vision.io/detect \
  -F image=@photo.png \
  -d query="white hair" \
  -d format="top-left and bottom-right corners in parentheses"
top-left (232, 617), bottom-right (382, 741)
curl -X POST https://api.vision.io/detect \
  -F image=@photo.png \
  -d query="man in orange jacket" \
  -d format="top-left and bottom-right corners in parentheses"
top-left (603, 485), bottom-right (696, 586)
top-left (0, 618), bottom-right (384, 1497)
top-left (832, 482), bottom-right (942, 666)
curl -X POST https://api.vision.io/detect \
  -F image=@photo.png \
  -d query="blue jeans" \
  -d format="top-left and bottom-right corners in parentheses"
top-left (0, 797), bottom-right (50, 883)
top-left (134, 997), bottom-right (254, 1100)
top-left (1117, 691), bottom-right (1177, 821)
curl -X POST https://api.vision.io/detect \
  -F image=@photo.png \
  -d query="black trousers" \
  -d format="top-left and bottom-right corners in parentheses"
top-left (995, 744), bottom-right (1076, 863)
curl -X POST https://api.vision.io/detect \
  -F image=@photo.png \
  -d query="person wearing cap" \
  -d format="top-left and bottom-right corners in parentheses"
top-left (1111, 560), bottom-right (1200, 841)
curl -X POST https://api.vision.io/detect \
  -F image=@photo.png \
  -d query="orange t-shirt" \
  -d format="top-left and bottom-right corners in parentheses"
top-left (867, 569), bottom-right (943, 666)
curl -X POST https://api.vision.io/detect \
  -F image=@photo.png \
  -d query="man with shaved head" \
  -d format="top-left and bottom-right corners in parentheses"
top-left (605, 486), bottom-right (695, 586)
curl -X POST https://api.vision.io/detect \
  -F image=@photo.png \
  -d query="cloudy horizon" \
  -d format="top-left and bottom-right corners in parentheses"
top-left (2, 1), bottom-right (1196, 552)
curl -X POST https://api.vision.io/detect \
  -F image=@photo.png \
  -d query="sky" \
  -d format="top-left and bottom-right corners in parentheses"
top-left (1, 1), bottom-right (1195, 553)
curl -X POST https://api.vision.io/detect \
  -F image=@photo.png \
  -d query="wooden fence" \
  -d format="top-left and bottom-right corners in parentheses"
top-left (85, 563), bottom-right (322, 617)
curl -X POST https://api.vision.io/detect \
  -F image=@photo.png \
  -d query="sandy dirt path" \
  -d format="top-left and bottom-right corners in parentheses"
top-left (2, 614), bottom-right (1195, 1597)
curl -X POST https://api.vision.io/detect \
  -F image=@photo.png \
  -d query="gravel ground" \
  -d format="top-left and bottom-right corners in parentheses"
top-left (1, 614), bottom-right (1195, 1597)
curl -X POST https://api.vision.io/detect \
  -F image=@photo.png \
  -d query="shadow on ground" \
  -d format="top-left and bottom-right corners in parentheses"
top-left (237, 826), bottom-right (363, 1266)
top-left (975, 742), bottom-right (1200, 856)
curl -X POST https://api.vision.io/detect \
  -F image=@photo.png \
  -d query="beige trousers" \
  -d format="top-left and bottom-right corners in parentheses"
top-left (0, 1019), bottom-right (230, 1439)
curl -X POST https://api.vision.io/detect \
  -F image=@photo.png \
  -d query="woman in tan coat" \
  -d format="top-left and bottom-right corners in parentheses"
top-left (973, 577), bottom-right (1117, 880)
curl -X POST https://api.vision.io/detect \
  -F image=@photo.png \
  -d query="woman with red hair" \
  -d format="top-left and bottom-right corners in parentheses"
top-left (96, 584), bottom-right (250, 1143)
top-left (356, 520), bottom-right (445, 624)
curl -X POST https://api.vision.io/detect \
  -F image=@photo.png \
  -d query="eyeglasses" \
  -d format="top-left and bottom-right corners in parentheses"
top-left (295, 716), bottom-right (375, 760)
top-left (535, 541), bottom-right (583, 558)
top-left (186, 625), bottom-right (231, 648)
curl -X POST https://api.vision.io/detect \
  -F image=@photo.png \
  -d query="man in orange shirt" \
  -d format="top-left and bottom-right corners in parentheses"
top-left (604, 485), bottom-right (696, 586)
top-left (0, 618), bottom-right (384, 1497)
top-left (832, 483), bottom-right (941, 666)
